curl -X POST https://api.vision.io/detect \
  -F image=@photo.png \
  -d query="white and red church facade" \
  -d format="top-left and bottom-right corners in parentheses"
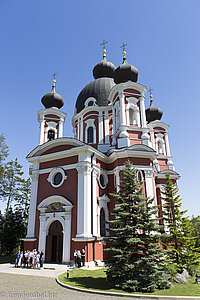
top-left (23, 49), bottom-right (179, 266)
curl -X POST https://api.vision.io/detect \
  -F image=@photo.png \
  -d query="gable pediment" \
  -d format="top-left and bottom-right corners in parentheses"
top-left (27, 138), bottom-right (85, 159)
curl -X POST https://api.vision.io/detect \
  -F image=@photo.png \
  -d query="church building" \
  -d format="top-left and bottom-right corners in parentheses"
top-left (23, 46), bottom-right (179, 266)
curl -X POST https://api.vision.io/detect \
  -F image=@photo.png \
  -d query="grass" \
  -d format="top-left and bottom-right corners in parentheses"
top-left (0, 255), bottom-right (15, 264)
top-left (58, 268), bottom-right (200, 297)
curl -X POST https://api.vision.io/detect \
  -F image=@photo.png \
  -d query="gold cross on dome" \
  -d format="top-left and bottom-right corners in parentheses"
top-left (100, 40), bottom-right (108, 50)
top-left (149, 88), bottom-right (154, 101)
top-left (52, 72), bottom-right (57, 80)
top-left (120, 42), bottom-right (127, 52)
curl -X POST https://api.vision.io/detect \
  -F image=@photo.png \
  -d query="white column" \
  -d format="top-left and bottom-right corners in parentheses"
top-left (98, 111), bottom-right (104, 144)
top-left (164, 132), bottom-right (171, 156)
top-left (76, 164), bottom-right (92, 238)
top-left (62, 212), bottom-right (72, 263)
top-left (104, 110), bottom-right (110, 144)
top-left (150, 130), bottom-right (155, 149)
top-left (140, 93), bottom-right (147, 128)
top-left (38, 214), bottom-right (47, 252)
top-left (26, 172), bottom-right (39, 238)
top-left (77, 119), bottom-right (80, 140)
top-left (39, 118), bottom-right (45, 145)
top-left (144, 170), bottom-right (154, 199)
top-left (112, 108), bottom-right (116, 135)
top-left (144, 169), bottom-right (157, 219)
top-left (119, 90), bottom-right (126, 125)
top-left (92, 169), bottom-right (98, 237)
top-left (80, 116), bottom-right (83, 141)
top-left (58, 119), bottom-right (64, 138)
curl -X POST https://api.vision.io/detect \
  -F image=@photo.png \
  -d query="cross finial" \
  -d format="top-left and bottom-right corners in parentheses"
top-left (52, 72), bottom-right (57, 86)
top-left (120, 42), bottom-right (127, 52)
top-left (100, 40), bottom-right (108, 59)
top-left (148, 88), bottom-right (154, 102)
top-left (120, 42), bottom-right (127, 60)
top-left (100, 40), bottom-right (108, 50)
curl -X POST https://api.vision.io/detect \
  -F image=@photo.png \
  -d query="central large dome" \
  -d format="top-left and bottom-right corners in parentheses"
top-left (75, 77), bottom-right (115, 113)
top-left (75, 54), bottom-right (116, 114)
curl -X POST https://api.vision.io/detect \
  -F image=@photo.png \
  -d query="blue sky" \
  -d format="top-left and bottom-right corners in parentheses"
top-left (0, 0), bottom-right (200, 216)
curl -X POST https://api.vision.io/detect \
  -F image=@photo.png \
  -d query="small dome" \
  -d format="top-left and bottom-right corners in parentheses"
top-left (41, 84), bottom-right (64, 109)
top-left (145, 98), bottom-right (163, 123)
top-left (114, 58), bottom-right (138, 84)
top-left (93, 57), bottom-right (116, 79)
top-left (76, 77), bottom-right (115, 113)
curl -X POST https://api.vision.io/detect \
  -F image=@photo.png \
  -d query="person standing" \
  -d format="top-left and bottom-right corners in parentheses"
top-left (15, 251), bottom-right (20, 268)
top-left (74, 250), bottom-right (77, 267)
top-left (40, 250), bottom-right (44, 268)
top-left (81, 248), bottom-right (85, 267)
top-left (77, 250), bottom-right (81, 268)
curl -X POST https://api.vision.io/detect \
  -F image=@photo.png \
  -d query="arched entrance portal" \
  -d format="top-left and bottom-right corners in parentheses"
top-left (45, 220), bottom-right (63, 263)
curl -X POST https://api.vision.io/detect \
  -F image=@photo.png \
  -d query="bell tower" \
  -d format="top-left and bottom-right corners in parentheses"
top-left (38, 75), bottom-right (66, 145)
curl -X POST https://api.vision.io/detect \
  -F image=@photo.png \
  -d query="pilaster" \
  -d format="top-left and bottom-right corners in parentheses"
top-left (26, 168), bottom-right (39, 238)
top-left (76, 164), bottom-right (92, 238)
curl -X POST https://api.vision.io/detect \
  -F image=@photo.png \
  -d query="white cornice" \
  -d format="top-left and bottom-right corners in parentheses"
top-left (108, 81), bottom-right (147, 103)
top-left (148, 121), bottom-right (170, 131)
top-left (38, 107), bottom-right (67, 122)
top-left (27, 138), bottom-right (86, 158)
top-left (72, 105), bottom-right (111, 125)
top-left (27, 139), bottom-right (157, 165)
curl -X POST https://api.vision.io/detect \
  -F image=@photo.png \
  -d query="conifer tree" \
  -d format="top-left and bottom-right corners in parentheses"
top-left (106, 161), bottom-right (170, 292)
top-left (0, 158), bottom-right (24, 214)
top-left (15, 178), bottom-right (31, 227)
top-left (161, 174), bottom-right (200, 274)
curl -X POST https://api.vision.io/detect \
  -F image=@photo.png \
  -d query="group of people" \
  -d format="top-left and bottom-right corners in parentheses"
top-left (74, 249), bottom-right (85, 268)
top-left (15, 249), bottom-right (44, 269)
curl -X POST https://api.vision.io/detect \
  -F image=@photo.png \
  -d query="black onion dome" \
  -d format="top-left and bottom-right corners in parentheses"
top-left (41, 85), bottom-right (64, 109)
top-left (145, 99), bottom-right (163, 123)
top-left (93, 57), bottom-right (116, 79)
top-left (114, 58), bottom-right (138, 84)
top-left (76, 77), bottom-right (115, 113)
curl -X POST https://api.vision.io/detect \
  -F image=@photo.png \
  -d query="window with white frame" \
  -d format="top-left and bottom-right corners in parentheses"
top-left (126, 97), bottom-right (140, 127)
top-left (87, 127), bottom-right (93, 143)
top-left (85, 119), bottom-right (96, 144)
top-left (98, 194), bottom-right (110, 237)
top-left (84, 97), bottom-right (97, 108)
top-left (156, 134), bottom-right (166, 155)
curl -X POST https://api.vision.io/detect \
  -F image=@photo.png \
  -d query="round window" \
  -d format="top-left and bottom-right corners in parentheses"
top-left (88, 101), bottom-right (94, 106)
top-left (53, 172), bottom-right (63, 186)
top-left (99, 171), bottom-right (108, 189)
top-left (100, 174), bottom-right (105, 187)
top-left (137, 171), bottom-right (143, 184)
top-left (47, 167), bottom-right (67, 188)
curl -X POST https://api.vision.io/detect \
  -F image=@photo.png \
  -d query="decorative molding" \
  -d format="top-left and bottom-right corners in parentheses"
top-left (47, 167), bottom-right (67, 188)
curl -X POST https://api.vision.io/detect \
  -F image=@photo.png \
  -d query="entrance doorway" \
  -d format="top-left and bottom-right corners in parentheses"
top-left (45, 220), bottom-right (63, 263)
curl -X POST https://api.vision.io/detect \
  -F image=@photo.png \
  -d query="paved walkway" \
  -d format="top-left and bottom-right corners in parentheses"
top-left (0, 262), bottom-right (72, 278)
top-left (0, 272), bottom-right (138, 300)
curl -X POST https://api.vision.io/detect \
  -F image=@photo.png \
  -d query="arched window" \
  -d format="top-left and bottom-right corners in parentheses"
top-left (158, 140), bottom-right (164, 154)
top-left (129, 108), bottom-right (137, 125)
top-left (87, 127), bottom-right (93, 143)
top-left (137, 171), bottom-right (143, 184)
top-left (100, 208), bottom-right (106, 236)
top-left (88, 100), bottom-right (94, 106)
top-left (48, 130), bottom-right (55, 141)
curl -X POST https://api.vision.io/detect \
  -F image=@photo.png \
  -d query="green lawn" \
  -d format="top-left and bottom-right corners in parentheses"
top-left (58, 268), bottom-right (200, 297)
top-left (0, 255), bottom-right (15, 264)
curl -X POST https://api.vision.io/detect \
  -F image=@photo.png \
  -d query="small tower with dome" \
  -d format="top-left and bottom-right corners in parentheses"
top-left (38, 75), bottom-right (66, 145)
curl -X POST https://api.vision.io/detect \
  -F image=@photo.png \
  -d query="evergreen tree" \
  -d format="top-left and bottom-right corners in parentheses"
top-left (191, 216), bottom-right (200, 248)
top-left (15, 178), bottom-right (31, 227)
top-left (0, 134), bottom-right (9, 189)
top-left (0, 158), bottom-right (24, 214)
top-left (106, 161), bottom-right (170, 292)
top-left (0, 208), bottom-right (26, 255)
top-left (161, 174), bottom-right (200, 274)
